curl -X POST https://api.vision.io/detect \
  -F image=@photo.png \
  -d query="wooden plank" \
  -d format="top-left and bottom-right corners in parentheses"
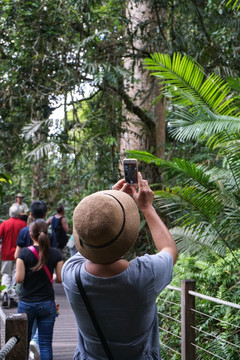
top-left (52, 283), bottom-right (78, 359)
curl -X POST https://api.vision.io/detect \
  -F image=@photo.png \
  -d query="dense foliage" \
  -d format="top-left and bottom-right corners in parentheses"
top-left (159, 251), bottom-right (240, 359)
top-left (128, 53), bottom-right (240, 262)
top-left (1, 0), bottom-right (240, 218)
top-left (1, 2), bottom-right (240, 358)
top-left (127, 51), bottom-right (240, 357)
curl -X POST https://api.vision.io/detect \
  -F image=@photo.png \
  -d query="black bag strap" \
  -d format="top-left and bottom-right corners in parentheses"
top-left (75, 267), bottom-right (115, 360)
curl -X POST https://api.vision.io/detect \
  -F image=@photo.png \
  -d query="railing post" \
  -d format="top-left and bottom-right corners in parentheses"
top-left (5, 313), bottom-right (28, 360)
top-left (181, 279), bottom-right (196, 360)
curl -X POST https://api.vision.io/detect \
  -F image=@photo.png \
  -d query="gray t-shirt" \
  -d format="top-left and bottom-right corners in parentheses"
top-left (62, 251), bottom-right (173, 360)
top-left (9, 202), bottom-right (29, 215)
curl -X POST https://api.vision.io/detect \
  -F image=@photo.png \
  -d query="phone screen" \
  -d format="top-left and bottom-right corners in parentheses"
top-left (124, 162), bottom-right (138, 184)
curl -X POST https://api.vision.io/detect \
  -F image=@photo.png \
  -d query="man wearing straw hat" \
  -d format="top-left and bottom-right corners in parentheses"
top-left (62, 173), bottom-right (178, 360)
top-left (9, 193), bottom-right (29, 219)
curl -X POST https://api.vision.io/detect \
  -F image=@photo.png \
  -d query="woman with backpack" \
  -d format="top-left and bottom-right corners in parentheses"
top-left (47, 204), bottom-right (69, 260)
top-left (15, 219), bottom-right (63, 360)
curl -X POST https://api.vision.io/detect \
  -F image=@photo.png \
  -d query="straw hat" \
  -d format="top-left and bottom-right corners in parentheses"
top-left (16, 193), bottom-right (24, 198)
top-left (73, 190), bottom-right (140, 264)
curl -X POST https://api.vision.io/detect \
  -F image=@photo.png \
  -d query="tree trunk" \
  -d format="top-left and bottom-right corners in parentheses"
top-left (31, 161), bottom-right (44, 200)
top-left (120, 0), bottom-right (166, 163)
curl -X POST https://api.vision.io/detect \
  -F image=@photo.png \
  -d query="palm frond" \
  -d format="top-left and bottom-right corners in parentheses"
top-left (226, 0), bottom-right (240, 11)
top-left (206, 136), bottom-right (240, 192)
top-left (172, 186), bottom-right (224, 224)
top-left (171, 226), bottom-right (227, 257)
top-left (143, 53), bottom-right (238, 116)
top-left (22, 119), bottom-right (52, 140)
top-left (127, 150), bottom-right (216, 189)
top-left (26, 143), bottom-right (57, 160)
top-left (169, 107), bottom-right (240, 141)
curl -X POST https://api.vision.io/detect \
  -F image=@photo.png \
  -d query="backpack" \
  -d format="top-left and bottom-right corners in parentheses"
top-left (55, 217), bottom-right (68, 249)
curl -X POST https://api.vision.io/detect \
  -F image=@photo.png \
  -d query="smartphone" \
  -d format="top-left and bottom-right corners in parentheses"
top-left (123, 158), bottom-right (138, 185)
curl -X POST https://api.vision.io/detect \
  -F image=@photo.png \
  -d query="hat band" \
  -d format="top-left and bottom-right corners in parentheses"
top-left (79, 193), bottom-right (126, 249)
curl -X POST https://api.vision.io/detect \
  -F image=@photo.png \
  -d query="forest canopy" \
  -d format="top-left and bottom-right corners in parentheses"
top-left (1, 0), bottom-right (240, 229)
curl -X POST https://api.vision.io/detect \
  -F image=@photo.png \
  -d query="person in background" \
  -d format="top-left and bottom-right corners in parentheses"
top-left (66, 234), bottom-right (78, 257)
top-left (14, 200), bottom-right (58, 360)
top-left (62, 173), bottom-right (178, 360)
top-left (14, 200), bottom-right (57, 259)
top-left (47, 204), bottom-right (69, 260)
top-left (16, 219), bottom-right (63, 360)
top-left (0, 206), bottom-right (26, 308)
top-left (9, 193), bottom-right (29, 220)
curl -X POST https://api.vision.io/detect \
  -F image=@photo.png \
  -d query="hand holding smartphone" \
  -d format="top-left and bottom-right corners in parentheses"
top-left (123, 158), bottom-right (138, 185)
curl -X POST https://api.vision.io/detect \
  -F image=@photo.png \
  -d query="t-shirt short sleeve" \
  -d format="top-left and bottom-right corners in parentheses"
top-left (16, 226), bottom-right (30, 248)
top-left (62, 252), bottom-right (85, 282)
top-left (148, 251), bottom-right (173, 294)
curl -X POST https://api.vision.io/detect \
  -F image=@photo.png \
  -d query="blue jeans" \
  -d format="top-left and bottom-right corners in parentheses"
top-left (18, 300), bottom-right (56, 360)
top-left (31, 319), bottom-right (38, 342)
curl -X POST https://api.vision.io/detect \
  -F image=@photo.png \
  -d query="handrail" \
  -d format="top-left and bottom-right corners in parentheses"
top-left (188, 290), bottom-right (240, 309)
top-left (161, 280), bottom-right (240, 360)
top-left (0, 336), bottom-right (20, 359)
top-left (167, 285), bottom-right (181, 292)
top-left (167, 284), bottom-right (240, 310)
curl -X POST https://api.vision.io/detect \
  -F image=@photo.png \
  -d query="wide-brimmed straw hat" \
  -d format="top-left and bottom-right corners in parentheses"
top-left (16, 193), bottom-right (24, 198)
top-left (73, 190), bottom-right (140, 264)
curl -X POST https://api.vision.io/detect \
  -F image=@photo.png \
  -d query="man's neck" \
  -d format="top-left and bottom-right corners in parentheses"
top-left (85, 259), bottom-right (129, 278)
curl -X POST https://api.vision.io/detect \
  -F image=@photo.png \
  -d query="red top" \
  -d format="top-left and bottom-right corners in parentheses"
top-left (0, 217), bottom-right (27, 261)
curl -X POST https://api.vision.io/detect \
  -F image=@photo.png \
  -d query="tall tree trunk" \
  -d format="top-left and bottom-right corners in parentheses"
top-left (121, 0), bottom-right (166, 162)
top-left (32, 160), bottom-right (44, 200)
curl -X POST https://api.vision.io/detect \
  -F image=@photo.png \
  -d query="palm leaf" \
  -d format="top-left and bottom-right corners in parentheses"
top-left (169, 107), bottom-right (240, 141)
top-left (127, 150), bottom-right (216, 189)
top-left (26, 143), bottom-right (57, 160)
top-left (170, 226), bottom-right (227, 258)
top-left (143, 53), bottom-right (238, 116)
top-left (22, 119), bottom-right (52, 140)
top-left (226, 0), bottom-right (240, 11)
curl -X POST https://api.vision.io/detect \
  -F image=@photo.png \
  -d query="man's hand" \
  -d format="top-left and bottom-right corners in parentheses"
top-left (112, 179), bottom-right (126, 191)
top-left (112, 173), bottom-right (178, 263)
top-left (112, 178), bottom-right (133, 194)
top-left (112, 173), bottom-right (154, 211)
top-left (130, 173), bottom-right (154, 211)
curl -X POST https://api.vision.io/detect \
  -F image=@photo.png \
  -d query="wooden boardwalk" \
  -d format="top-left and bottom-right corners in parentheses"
top-left (0, 282), bottom-right (78, 359)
